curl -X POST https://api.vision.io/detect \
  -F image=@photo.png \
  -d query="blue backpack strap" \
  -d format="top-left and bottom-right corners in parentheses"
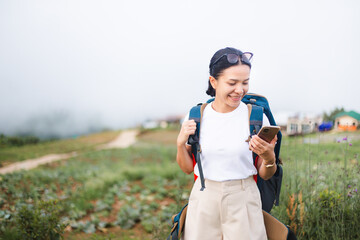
top-left (206, 98), bottom-right (215, 104)
top-left (188, 104), bottom-right (202, 145)
top-left (249, 105), bottom-right (264, 136)
top-left (188, 103), bottom-right (207, 191)
top-left (247, 104), bottom-right (264, 167)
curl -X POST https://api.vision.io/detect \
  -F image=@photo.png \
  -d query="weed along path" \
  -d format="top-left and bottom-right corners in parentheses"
top-left (0, 129), bottom-right (139, 175)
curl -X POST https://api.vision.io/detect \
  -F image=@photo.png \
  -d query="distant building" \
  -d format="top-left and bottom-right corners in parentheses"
top-left (142, 115), bottom-right (183, 129)
top-left (334, 111), bottom-right (360, 131)
top-left (287, 114), bottom-right (322, 135)
top-left (142, 120), bottom-right (159, 129)
top-left (273, 111), bottom-right (296, 133)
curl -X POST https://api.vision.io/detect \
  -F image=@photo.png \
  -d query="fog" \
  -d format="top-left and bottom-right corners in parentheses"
top-left (1, 0), bottom-right (359, 139)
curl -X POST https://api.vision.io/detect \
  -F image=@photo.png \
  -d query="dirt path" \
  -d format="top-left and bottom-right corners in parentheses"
top-left (0, 129), bottom-right (139, 175)
top-left (0, 152), bottom-right (78, 175)
top-left (96, 129), bottom-right (139, 150)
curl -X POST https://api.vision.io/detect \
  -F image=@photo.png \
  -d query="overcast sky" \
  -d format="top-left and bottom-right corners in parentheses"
top-left (1, 0), bottom-right (359, 138)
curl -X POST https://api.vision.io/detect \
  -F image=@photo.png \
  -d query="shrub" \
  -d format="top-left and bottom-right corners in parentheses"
top-left (15, 199), bottom-right (67, 240)
top-left (281, 189), bottom-right (360, 239)
top-left (116, 205), bottom-right (141, 229)
top-left (123, 169), bottom-right (144, 181)
top-left (301, 189), bottom-right (360, 239)
top-left (0, 134), bottom-right (40, 147)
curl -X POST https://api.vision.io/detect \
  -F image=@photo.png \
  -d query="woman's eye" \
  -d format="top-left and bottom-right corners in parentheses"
top-left (229, 82), bottom-right (236, 86)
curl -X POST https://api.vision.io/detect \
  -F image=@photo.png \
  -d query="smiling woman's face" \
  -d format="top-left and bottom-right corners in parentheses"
top-left (210, 64), bottom-right (250, 113)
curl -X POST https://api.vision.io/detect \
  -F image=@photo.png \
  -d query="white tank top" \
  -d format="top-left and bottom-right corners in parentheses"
top-left (185, 101), bottom-right (269, 181)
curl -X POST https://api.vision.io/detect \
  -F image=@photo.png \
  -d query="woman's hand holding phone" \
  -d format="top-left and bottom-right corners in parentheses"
top-left (249, 135), bottom-right (277, 163)
top-left (248, 126), bottom-right (279, 164)
top-left (257, 126), bottom-right (280, 143)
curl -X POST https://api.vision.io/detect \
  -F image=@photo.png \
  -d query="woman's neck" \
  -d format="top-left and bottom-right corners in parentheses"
top-left (211, 98), bottom-right (237, 113)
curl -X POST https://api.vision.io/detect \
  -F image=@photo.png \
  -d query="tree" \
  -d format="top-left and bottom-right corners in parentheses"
top-left (322, 107), bottom-right (345, 123)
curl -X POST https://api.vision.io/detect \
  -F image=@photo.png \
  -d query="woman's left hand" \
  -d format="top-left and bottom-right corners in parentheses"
top-left (249, 135), bottom-right (277, 164)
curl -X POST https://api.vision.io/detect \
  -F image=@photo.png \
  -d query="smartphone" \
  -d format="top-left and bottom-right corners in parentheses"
top-left (257, 126), bottom-right (280, 143)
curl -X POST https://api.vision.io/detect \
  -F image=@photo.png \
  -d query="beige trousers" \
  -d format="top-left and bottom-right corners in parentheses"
top-left (183, 177), bottom-right (267, 240)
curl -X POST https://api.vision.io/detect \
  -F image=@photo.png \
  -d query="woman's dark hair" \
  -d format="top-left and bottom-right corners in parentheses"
top-left (206, 47), bottom-right (252, 97)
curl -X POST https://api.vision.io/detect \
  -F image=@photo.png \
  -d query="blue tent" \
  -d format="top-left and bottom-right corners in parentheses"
top-left (318, 122), bottom-right (333, 131)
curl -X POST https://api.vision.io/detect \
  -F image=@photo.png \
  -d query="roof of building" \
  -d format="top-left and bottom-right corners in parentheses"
top-left (335, 111), bottom-right (360, 121)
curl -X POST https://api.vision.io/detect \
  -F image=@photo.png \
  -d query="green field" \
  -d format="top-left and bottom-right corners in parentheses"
top-left (0, 129), bottom-right (359, 239)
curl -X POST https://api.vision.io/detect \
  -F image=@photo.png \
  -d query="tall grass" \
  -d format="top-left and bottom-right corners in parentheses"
top-left (272, 133), bottom-right (360, 239)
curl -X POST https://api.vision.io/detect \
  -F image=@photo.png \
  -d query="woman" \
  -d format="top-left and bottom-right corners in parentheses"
top-left (176, 47), bottom-right (277, 240)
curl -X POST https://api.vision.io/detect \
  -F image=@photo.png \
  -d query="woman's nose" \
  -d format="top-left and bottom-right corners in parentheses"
top-left (235, 86), bottom-right (243, 94)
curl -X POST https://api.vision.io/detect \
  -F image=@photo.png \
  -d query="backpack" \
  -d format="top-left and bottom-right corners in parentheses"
top-left (188, 93), bottom-right (283, 213)
top-left (167, 93), bottom-right (297, 240)
top-left (167, 203), bottom-right (188, 240)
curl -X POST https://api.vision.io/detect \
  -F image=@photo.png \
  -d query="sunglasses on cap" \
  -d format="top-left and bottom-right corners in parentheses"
top-left (211, 52), bottom-right (253, 69)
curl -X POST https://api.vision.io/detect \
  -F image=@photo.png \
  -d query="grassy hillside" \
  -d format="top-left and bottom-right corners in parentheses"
top-left (0, 129), bottom-right (359, 239)
top-left (0, 131), bottom-right (120, 166)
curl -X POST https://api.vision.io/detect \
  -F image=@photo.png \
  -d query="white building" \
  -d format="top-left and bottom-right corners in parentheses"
top-left (287, 113), bottom-right (322, 135)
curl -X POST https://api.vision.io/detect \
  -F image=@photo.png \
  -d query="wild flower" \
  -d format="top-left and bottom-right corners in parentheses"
top-left (349, 143), bottom-right (352, 146)
top-left (348, 185), bottom-right (352, 188)
top-left (354, 188), bottom-right (358, 193)
top-left (287, 193), bottom-right (298, 234)
top-left (343, 137), bottom-right (348, 141)
top-left (298, 192), bottom-right (304, 230)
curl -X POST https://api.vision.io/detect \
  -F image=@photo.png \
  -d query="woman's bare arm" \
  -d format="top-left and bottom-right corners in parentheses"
top-left (176, 119), bottom-right (196, 174)
top-left (176, 144), bottom-right (193, 174)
